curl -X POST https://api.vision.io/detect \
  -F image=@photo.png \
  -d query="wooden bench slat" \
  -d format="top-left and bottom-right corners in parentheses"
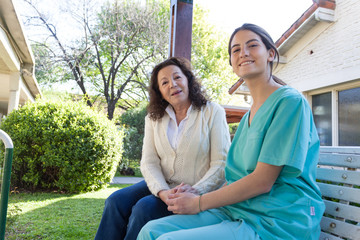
top-left (317, 182), bottom-right (360, 204)
top-left (317, 168), bottom-right (360, 185)
top-left (320, 216), bottom-right (360, 240)
top-left (318, 153), bottom-right (360, 168)
top-left (323, 199), bottom-right (360, 222)
top-left (317, 147), bottom-right (360, 239)
top-left (319, 231), bottom-right (344, 240)
top-left (320, 146), bottom-right (360, 154)
top-left (319, 146), bottom-right (360, 169)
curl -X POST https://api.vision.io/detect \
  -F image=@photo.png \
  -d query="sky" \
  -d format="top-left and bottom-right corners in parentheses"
top-left (195, 0), bottom-right (313, 41)
top-left (12, 0), bottom-right (314, 93)
top-left (14, 0), bottom-right (314, 42)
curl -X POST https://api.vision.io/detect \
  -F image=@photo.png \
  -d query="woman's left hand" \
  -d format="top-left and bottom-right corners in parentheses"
top-left (171, 182), bottom-right (198, 194)
top-left (166, 192), bottom-right (200, 215)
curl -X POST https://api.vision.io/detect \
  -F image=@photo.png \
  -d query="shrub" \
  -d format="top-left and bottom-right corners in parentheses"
top-left (0, 99), bottom-right (124, 193)
top-left (228, 122), bottom-right (239, 135)
top-left (118, 103), bottom-right (147, 168)
top-left (228, 122), bottom-right (239, 141)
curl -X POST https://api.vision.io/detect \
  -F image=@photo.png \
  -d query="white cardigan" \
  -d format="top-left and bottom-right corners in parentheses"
top-left (140, 101), bottom-right (230, 196)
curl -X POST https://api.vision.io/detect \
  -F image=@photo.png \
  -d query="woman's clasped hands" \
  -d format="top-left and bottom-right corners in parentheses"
top-left (166, 183), bottom-right (201, 215)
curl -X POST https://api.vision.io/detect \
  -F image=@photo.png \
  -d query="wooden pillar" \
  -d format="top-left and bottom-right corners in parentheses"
top-left (169, 0), bottom-right (193, 61)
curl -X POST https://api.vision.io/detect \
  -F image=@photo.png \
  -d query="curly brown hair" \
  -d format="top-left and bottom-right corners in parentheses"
top-left (147, 57), bottom-right (208, 121)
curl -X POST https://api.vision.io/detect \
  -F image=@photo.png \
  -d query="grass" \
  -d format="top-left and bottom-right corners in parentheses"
top-left (6, 184), bottom-right (132, 240)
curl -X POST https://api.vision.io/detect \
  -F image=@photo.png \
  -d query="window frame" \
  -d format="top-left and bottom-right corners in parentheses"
top-left (306, 81), bottom-right (360, 146)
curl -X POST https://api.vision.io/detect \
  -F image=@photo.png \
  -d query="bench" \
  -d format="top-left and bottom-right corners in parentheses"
top-left (317, 146), bottom-right (360, 240)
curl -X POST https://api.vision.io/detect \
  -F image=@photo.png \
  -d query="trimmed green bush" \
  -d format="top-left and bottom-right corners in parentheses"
top-left (118, 103), bottom-right (147, 167)
top-left (0, 99), bottom-right (124, 193)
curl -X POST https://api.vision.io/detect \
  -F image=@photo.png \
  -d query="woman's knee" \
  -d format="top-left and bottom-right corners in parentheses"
top-left (104, 188), bottom-right (137, 213)
top-left (105, 189), bottom-right (125, 206)
top-left (132, 195), bottom-right (167, 217)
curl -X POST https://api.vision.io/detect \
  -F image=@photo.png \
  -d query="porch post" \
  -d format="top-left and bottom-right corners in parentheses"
top-left (169, 0), bottom-right (193, 61)
top-left (7, 72), bottom-right (20, 114)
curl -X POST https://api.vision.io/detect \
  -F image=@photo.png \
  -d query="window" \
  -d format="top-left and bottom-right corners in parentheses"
top-left (310, 85), bottom-right (360, 146)
top-left (312, 93), bottom-right (332, 146)
top-left (338, 87), bottom-right (360, 146)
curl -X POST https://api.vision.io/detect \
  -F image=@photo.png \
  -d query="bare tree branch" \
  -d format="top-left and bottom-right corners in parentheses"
top-left (23, 0), bottom-right (169, 119)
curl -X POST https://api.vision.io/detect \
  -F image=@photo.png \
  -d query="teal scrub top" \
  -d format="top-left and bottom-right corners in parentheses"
top-left (224, 86), bottom-right (325, 239)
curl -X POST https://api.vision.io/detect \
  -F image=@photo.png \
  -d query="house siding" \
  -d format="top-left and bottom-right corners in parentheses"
top-left (274, 0), bottom-right (360, 93)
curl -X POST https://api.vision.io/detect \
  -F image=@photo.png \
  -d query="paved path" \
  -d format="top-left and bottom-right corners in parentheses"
top-left (111, 177), bottom-right (144, 184)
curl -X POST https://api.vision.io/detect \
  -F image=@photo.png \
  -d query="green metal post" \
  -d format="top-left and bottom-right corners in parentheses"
top-left (0, 130), bottom-right (13, 240)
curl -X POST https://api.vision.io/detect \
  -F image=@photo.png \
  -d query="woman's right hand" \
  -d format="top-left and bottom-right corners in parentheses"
top-left (158, 189), bottom-right (171, 203)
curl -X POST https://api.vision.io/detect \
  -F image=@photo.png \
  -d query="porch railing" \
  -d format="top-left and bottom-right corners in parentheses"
top-left (0, 130), bottom-right (13, 240)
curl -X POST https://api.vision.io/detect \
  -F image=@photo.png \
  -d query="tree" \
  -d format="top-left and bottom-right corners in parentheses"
top-left (84, 0), bottom-right (169, 119)
top-left (23, 0), bottom-right (169, 119)
top-left (191, 6), bottom-right (238, 104)
top-left (22, 0), bottom-right (235, 119)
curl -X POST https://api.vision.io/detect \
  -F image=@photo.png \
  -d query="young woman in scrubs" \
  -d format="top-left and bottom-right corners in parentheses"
top-left (137, 23), bottom-right (325, 240)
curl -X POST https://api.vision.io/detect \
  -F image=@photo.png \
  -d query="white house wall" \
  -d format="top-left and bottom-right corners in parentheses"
top-left (274, 0), bottom-right (360, 93)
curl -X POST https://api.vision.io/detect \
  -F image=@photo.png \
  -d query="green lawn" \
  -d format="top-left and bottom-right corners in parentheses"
top-left (6, 184), bottom-right (131, 240)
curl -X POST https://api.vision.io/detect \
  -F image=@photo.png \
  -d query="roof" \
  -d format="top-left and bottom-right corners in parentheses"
top-left (222, 105), bottom-right (248, 123)
top-left (228, 78), bottom-right (244, 96)
top-left (0, 0), bottom-right (41, 98)
top-left (275, 0), bottom-right (336, 54)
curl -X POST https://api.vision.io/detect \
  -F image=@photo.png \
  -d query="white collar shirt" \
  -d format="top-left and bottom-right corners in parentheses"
top-left (165, 105), bottom-right (192, 149)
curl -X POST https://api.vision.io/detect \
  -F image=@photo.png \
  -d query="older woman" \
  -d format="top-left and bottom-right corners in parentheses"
top-left (94, 57), bottom-right (230, 240)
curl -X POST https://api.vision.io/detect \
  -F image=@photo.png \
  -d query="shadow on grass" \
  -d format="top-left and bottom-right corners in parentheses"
top-left (8, 198), bottom-right (102, 239)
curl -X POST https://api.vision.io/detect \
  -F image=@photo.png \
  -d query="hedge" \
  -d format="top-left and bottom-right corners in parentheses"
top-left (118, 103), bottom-right (147, 167)
top-left (0, 99), bottom-right (124, 193)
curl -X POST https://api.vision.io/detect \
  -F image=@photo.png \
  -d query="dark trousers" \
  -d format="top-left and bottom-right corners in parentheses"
top-left (94, 180), bottom-right (172, 240)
